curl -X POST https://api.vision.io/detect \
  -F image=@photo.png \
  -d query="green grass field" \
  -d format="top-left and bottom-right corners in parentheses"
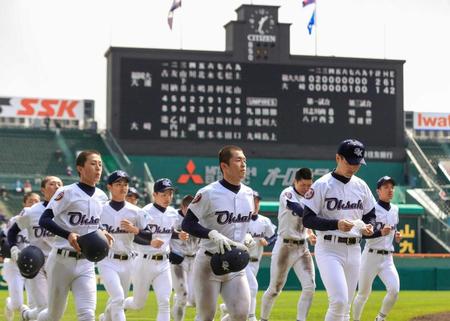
top-left (2, 290), bottom-right (450, 320)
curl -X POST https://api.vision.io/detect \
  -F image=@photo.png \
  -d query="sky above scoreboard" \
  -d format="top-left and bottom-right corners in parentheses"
top-left (0, 0), bottom-right (449, 129)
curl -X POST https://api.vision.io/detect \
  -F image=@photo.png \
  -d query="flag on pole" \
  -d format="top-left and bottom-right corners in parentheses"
top-left (302, 0), bottom-right (316, 7)
top-left (307, 10), bottom-right (315, 34)
top-left (167, 0), bottom-right (182, 30)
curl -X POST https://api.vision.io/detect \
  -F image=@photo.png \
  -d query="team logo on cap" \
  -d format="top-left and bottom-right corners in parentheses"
top-left (54, 192), bottom-right (64, 201)
top-left (192, 193), bottom-right (202, 204)
top-left (354, 148), bottom-right (363, 157)
top-left (304, 188), bottom-right (314, 200)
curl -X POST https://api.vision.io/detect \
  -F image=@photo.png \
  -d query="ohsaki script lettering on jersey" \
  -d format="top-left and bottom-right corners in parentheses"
top-left (102, 224), bottom-right (128, 234)
top-left (146, 224), bottom-right (172, 234)
top-left (215, 211), bottom-right (252, 225)
top-left (325, 198), bottom-right (363, 211)
top-left (68, 212), bottom-right (100, 226)
top-left (33, 226), bottom-right (55, 238)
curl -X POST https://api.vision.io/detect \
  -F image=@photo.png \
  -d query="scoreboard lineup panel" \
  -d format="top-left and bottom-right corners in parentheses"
top-left (119, 58), bottom-right (400, 146)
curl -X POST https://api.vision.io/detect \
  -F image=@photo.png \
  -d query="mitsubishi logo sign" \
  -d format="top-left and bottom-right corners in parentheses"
top-left (177, 160), bottom-right (204, 184)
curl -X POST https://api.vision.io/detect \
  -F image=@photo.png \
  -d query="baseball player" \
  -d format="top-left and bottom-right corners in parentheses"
top-left (302, 139), bottom-right (377, 321)
top-left (170, 194), bottom-right (200, 321)
top-left (37, 150), bottom-right (113, 321)
top-left (352, 176), bottom-right (402, 321)
top-left (125, 187), bottom-right (140, 206)
top-left (3, 192), bottom-right (40, 321)
top-left (124, 178), bottom-right (181, 321)
top-left (260, 168), bottom-right (316, 321)
top-left (7, 176), bottom-right (63, 321)
top-left (220, 190), bottom-right (276, 321)
top-left (181, 145), bottom-right (255, 321)
top-left (97, 170), bottom-right (149, 321)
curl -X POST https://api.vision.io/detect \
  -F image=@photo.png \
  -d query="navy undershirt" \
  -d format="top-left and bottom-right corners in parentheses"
top-left (110, 200), bottom-right (125, 211)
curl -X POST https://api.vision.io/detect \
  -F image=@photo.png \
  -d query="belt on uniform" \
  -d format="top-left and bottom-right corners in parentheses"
top-left (204, 251), bottom-right (214, 257)
top-left (323, 235), bottom-right (360, 245)
top-left (369, 248), bottom-right (393, 255)
top-left (142, 254), bottom-right (167, 260)
top-left (56, 248), bottom-right (85, 260)
top-left (185, 254), bottom-right (196, 258)
top-left (249, 258), bottom-right (259, 262)
top-left (111, 253), bottom-right (129, 261)
top-left (283, 238), bottom-right (305, 245)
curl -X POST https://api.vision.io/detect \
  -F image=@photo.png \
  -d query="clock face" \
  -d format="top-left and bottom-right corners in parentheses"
top-left (249, 8), bottom-right (275, 35)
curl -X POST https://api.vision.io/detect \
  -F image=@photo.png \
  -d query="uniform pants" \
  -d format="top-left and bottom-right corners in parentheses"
top-left (315, 240), bottom-right (361, 321)
top-left (124, 256), bottom-right (172, 321)
top-left (245, 261), bottom-right (259, 319)
top-left (193, 251), bottom-right (250, 321)
top-left (37, 249), bottom-right (97, 321)
top-left (353, 248), bottom-right (400, 320)
top-left (261, 240), bottom-right (316, 321)
top-left (98, 258), bottom-right (133, 321)
top-left (3, 259), bottom-right (34, 310)
top-left (23, 267), bottom-right (48, 320)
top-left (171, 255), bottom-right (196, 320)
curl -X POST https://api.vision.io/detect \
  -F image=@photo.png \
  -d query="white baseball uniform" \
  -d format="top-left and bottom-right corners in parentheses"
top-left (97, 201), bottom-right (148, 321)
top-left (170, 210), bottom-right (200, 321)
top-left (37, 183), bottom-right (108, 321)
top-left (16, 201), bottom-right (55, 320)
top-left (302, 172), bottom-right (376, 321)
top-left (261, 186), bottom-right (315, 321)
top-left (246, 213), bottom-right (276, 320)
top-left (187, 180), bottom-right (254, 321)
top-left (124, 203), bottom-right (179, 321)
top-left (3, 215), bottom-right (33, 319)
top-left (353, 201), bottom-right (400, 321)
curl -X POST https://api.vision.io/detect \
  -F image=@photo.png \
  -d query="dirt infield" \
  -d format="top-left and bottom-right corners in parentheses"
top-left (410, 312), bottom-right (450, 321)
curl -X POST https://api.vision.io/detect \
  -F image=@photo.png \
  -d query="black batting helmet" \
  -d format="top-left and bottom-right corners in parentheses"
top-left (77, 230), bottom-right (109, 262)
top-left (17, 245), bottom-right (45, 279)
top-left (210, 247), bottom-right (249, 276)
top-left (169, 251), bottom-right (184, 265)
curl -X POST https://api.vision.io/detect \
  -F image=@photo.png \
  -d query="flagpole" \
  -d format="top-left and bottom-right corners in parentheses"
top-left (314, 0), bottom-right (318, 55)
top-left (179, 1), bottom-right (183, 49)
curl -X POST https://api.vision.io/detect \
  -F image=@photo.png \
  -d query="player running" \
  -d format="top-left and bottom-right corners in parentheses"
top-left (37, 150), bottom-right (113, 321)
top-left (182, 145), bottom-right (254, 321)
top-left (170, 194), bottom-right (199, 321)
top-left (97, 170), bottom-right (148, 321)
top-left (7, 176), bottom-right (63, 321)
top-left (260, 168), bottom-right (316, 321)
top-left (124, 178), bottom-right (181, 321)
top-left (302, 139), bottom-right (376, 321)
top-left (352, 176), bottom-right (402, 321)
top-left (3, 193), bottom-right (40, 321)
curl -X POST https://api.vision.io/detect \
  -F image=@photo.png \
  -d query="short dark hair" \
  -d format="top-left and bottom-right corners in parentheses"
top-left (23, 192), bottom-right (39, 204)
top-left (181, 194), bottom-right (194, 208)
top-left (41, 176), bottom-right (61, 189)
top-left (75, 150), bottom-right (101, 176)
top-left (218, 145), bottom-right (243, 173)
top-left (295, 168), bottom-right (312, 181)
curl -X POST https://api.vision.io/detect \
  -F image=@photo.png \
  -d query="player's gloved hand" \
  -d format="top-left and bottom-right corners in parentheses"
top-left (10, 245), bottom-right (20, 262)
top-left (244, 233), bottom-right (257, 250)
top-left (209, 230), bottom-right (238, 254)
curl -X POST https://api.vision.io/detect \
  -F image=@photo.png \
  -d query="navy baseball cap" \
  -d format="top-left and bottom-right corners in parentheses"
top-left (154, 178), bottom-right (175, 193)
top-left (253, 190), bottom-right (262, 200)
top-left (127, 187), bottom-right (140, 199)
top-left (107, 170), bottom-right (130, 185)
top-left (376, 176), bottom-right (396, 189)
top-left (337, 139), bottom-right (366, 165)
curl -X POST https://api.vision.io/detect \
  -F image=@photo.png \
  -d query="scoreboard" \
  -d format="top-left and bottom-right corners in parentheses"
top-left (106, 5), bottom-right (405, 161)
